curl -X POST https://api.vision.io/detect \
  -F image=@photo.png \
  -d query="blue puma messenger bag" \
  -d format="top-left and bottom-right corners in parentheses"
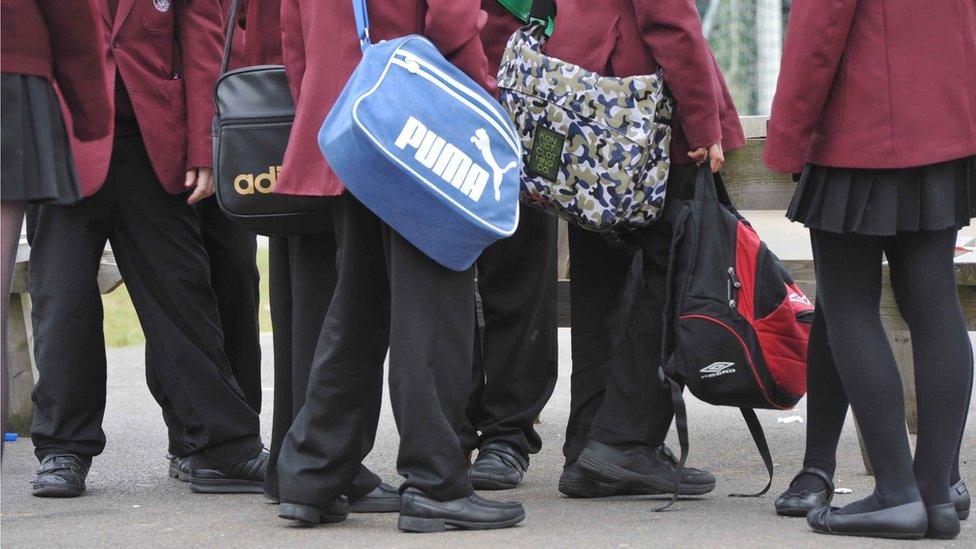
top-left (318, 0), bottom-right (522, 271)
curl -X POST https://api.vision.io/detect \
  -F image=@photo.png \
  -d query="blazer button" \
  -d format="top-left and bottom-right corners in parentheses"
top-left (112, 41), bottom-right (121, 49)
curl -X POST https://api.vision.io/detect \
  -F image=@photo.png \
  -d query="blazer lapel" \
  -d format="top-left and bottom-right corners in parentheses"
top-left (95, 0), bottom-right (113, 28)
top-left (112, 0), bottom-right (138, 36)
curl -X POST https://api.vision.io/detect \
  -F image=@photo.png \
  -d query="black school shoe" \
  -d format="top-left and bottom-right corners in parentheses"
top-left (774, 468), bottom-right (834, 517)
top-left (951, 479), bottom-right (970, 520)
top-left (168, 455), bottom-right (192, 482)
top-left (578, 440), bottom-right (716, 496)
top-left (397, 488), bottom-right (525, 533)
top-left (925, 503), bottom-right (962, 539)
top-left (469, 441), bottom-right (528, 490)
top-left (349, 482), bottom-right (401, 513)
top-left (807, 501), bottom-right (928, 540)
top-left (188, 448), bottom-right (268, 494)
top-left (279, 497), bottom-right (350, 525)
top-left (31, 454), bottom-right (90, 498)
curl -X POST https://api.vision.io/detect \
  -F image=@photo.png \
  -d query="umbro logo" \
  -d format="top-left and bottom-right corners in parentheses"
top-left (700, 361), bottom-right (736, 379)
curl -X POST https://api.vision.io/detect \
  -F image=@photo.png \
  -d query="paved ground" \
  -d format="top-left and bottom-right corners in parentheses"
top-left (2, 331), bottom-right (974, 548)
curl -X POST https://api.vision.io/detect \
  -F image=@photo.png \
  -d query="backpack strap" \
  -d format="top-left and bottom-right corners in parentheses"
top-left (654, 376), bottom-right (689, 512)
top-left (730, 408), bottom-right (774, 497)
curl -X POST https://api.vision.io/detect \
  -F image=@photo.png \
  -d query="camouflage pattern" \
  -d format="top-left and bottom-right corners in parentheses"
top-left (497, 26), bottom-right (674, 232)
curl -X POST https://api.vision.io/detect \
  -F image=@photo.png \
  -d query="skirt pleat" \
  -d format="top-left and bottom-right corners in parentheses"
top-left (786, 156), bottom-right (976, 235)
top-left (1, 73), bottom-right (81, 204)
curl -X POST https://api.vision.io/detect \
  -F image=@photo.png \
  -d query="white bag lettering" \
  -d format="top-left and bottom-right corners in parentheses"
top-left (393, 115), bottom-right (492, 202)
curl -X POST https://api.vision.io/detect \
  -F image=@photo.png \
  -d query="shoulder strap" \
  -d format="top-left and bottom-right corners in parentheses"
top-left (353, 0), bottom-right (371, 51)
top-left (654, 377), bottom-right (689, 512)
top-left (496, 0), bottom-right (556, 36)
top-left (730, 408), bottom-right (774, 497)
top-left (220, 0), bottom-right (243, 76)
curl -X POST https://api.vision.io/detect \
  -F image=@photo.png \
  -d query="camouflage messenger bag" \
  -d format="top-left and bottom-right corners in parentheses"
top-left (497, 1), bottom-right (674, 233)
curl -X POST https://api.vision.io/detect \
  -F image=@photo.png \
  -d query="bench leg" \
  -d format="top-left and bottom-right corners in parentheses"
top-left (6, 292), bottom-right (36, 435)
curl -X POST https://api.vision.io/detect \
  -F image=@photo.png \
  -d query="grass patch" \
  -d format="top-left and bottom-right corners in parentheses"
top-left (101, 247), bottom-right (272, 347)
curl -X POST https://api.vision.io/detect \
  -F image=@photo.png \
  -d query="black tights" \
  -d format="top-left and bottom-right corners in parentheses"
top-left (807, 228), bottom-right (971, 513)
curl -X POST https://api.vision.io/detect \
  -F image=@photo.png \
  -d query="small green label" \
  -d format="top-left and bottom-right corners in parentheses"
top-left (528, 125), bottom-right (565, 182)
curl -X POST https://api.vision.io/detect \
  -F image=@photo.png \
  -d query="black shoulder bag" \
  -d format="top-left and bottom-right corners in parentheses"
top-left (212, 0), bottom-right (333, 236)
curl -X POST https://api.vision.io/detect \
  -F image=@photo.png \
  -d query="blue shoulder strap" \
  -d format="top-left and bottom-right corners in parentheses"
top-left (353, 0), bottom-right (371, 51)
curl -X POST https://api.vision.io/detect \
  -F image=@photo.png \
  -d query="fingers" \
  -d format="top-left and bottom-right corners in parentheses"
top-left (687, 148), bottom-right (707, 163)
top-left (184, 169), bottom-right (197, 189)
top-left (708, 143), bottom-right (725, 173)
top-left (185, 168), bottom-right (214, 205)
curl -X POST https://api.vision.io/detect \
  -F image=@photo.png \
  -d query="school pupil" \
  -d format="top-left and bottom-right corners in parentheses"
top-left (24, 0), bottom-right (267, 497)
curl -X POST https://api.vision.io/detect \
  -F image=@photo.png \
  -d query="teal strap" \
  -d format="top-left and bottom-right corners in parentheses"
top-left (353, 0), bottom-right (370, 51)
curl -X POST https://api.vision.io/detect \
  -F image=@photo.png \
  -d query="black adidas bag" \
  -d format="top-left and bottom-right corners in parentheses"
top-left (212, 0), bottom-right (332, 236)
top-left (657, 167), bottom-right (813, 508)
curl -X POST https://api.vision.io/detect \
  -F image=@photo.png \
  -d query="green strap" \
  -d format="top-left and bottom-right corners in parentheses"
top-left (496, 0), bottom-right (555, 36)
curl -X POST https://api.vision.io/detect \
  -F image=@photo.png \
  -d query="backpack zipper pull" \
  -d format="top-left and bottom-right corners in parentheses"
top-left (728, 267), bottom-right (742, 321)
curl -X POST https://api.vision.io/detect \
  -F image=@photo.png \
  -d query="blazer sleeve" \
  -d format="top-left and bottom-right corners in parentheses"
top-left (177, 0), bottom-right (225, 169)
top-left (425, 0), bottom-right (495, 93)
top-left (632, 0), bottom-right (721, 150)
top-left (36, 0), bottom-right (112, 142)
top-left (280, 0), bottom-right (305, 103)
top-left (764, 0), bottom-right (857, 173)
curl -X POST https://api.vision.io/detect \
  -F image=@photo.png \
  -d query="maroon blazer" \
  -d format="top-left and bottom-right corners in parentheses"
top-left (539, 0), bottom-right (744, 163)
top-left (69, 0), bottom-right (224, 197)
top-left (765, 0), bottom-right (976, 173)
top-left (240, 0), bottom-right (282, 66)
top-left (0, 0), bottom-right (112, 141)
top-left (274, 0), bottom-right (493, 197)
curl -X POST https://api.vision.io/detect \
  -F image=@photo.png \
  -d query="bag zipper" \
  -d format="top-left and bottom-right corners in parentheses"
top-left (389, 48), bottom-right (519, 153)
top-left (727, 267), bottom-right (742, 321)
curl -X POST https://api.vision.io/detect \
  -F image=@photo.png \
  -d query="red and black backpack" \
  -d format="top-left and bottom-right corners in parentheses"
top-left (659, 168), bottom-right (813, 505)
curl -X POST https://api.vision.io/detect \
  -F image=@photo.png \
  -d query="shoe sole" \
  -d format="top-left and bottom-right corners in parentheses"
top-left (189, 478), bottom-right (265, 494)
top-left (397, 510), bottom-right (526, 533)
top-left (279, 503), bottom-right (348, 525)
top-left (776, 506), bottom-right (815, 518)
top-left (31, 485), bottom-right (85, 498)
top-left (470, 476), bottom-right (520, 491)
top-left (578, 449), bottom-right (715, 496)
top-left (812, 529), bottom-right (925, 540)
top-left (168, 463), bottom-right (189, 482)
top-left (558, 473), bottom-right (626, 498)
top-left (348, 499), bottom-right (401, 513)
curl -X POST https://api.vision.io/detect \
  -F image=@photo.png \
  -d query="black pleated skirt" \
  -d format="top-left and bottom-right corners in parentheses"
top-left (786, 156), bottom-right (976, 235)
top-left (1, 73), bottom-right (81, 204)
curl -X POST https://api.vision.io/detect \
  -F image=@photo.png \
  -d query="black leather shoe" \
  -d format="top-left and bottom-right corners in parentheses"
top-left (775, 468), bottom-right (834, 517)
top-left (807, 501), bottom-right (927, 539)
top-left (469, 441), bottom-right (528, 490)
top-left (951, 479), bottom-right (970, 520)
top-left (31, 454), bottom-right (89, 498)
top-left (349, 482), bottom-right (401, 513)
top-left (925, 503), bottom-right (961, 539)
top-left (397, 488), bottom-right (525, 532)
top-left (188, 448), bottom-right (268, 494)
top-left (279, 497), bottom-right (349, 525)
top-left (558, 461), bottom-right (622, 498)
top-left (578, 440), bottom-right (716, 496)
top-left (168, 454), bottom-right (191, 482)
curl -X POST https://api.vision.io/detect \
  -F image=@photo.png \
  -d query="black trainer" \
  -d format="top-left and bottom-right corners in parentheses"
top-left (188, 448), bottom-right (268, 494)
top-left (397, 487), bottom-right (525, 532)
top-left (578, 440), bottom-right (716, 496)
top-left (469, 441), bottom-right (528, 490)
top-left (31, 454), bottom-right (90, 498)
top-left (775, 468), bottom-right (834, 517)
top-left (168, 454), bottom-right (191, 482)
top-left (349, 482), bottom-right (401, 513)
top-left (279, 497), bottom-right (350, 525)
top-left (951, 479), bottom-right (970, 520)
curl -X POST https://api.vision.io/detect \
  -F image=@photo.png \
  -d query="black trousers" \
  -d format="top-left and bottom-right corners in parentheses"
top-left (562, 163), bottom-right (698, 466)
top-left (28, 136), bottom-right (261, 466)
top-left (462, 204), bottom-right (559, 457)
top-left (146, 195), bottom-right (262, 456)
top-left (264, 230), bottom-right (380, 500)
top-left (278, 194), bottom-right (474, 509)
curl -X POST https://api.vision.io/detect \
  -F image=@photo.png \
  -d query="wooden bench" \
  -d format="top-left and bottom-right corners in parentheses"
top-left (6, 238), bottom-right (122, 434)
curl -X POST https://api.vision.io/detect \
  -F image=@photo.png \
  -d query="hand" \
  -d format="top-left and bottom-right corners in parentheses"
top-left (687, 142), bottom-right (725, 173)
top-left (185, 167), bottom-right (215, 205)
